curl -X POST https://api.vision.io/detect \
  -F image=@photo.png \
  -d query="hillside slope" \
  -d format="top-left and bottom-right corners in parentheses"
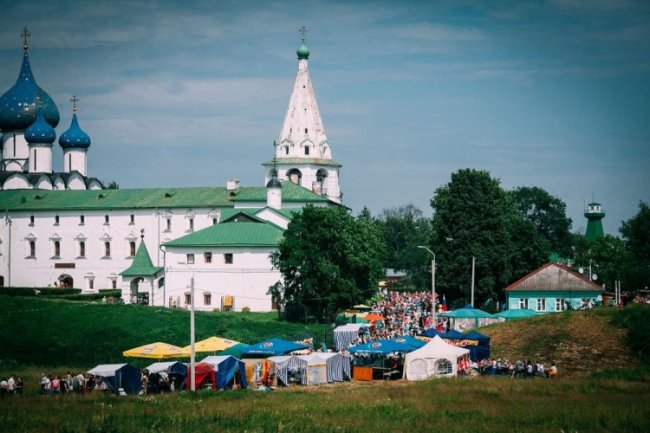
top-left (0, 296), bottom-right (330, 367)
top-left (480, 307), bottom-right (644, 375)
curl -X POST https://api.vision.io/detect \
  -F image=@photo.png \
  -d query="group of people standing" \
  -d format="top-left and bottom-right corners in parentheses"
top-left (40, 372), bottom-right (99, 394)
top-left (473, 358), bottom-right (558, 378)
top-left (0, 375), bottom-right (23, 395)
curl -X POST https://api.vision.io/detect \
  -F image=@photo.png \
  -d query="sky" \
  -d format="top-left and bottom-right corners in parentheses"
top-left (0, 0), bottom-right (648, 235)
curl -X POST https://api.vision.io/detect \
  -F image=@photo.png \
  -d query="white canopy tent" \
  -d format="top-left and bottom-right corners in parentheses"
top-left (403, 336), bottom-right (470, 381)
top-left (299, 354), bottom-right (328, 385)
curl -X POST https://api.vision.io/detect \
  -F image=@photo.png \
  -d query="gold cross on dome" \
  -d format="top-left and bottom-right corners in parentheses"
top-left (299, 26), bottom-right (307, 40)
top-left (70, 95), bottom-right (79, 113)
top-left (21, 26), bottom-right (31, 52)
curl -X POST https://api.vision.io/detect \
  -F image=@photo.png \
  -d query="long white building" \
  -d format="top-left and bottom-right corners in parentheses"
top-left (0, 30), bottom-right (342, 311)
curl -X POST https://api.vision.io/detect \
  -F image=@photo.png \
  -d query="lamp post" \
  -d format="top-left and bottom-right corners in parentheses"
top-left (418, 246), bottom-right (436, 326)
top-left (178, 261), bottom-right (196, 391)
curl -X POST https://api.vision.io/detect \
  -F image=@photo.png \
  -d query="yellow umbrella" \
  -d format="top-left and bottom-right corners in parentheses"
top-left (181, 336), bottom-right (240, 355)
top-left (122, 342), bottom-right (187, 359)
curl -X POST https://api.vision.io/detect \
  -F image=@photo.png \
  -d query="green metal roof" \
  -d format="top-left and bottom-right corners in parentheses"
top-left (0, 182), bottom-right (330, 212)
top-left (234, 181), bottom-right (332, 203)
top-left (262, 158), bottom-right (342, 167)
top-left (120, 242), bottom-right (163, 277)
top-left (163, 221), bottom-right (284, 248)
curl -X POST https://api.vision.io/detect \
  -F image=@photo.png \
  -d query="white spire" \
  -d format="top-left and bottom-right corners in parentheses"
top-left (276, 38), bottom-right (331, 160)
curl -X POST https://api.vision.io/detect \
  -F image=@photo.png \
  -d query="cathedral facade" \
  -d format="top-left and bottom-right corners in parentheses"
top-left (0, 29), bottom-right (341, 311)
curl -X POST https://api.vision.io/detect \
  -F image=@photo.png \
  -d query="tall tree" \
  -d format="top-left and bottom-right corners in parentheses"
top-left (509, 186), bottom-right (573, 258)
top-left (374, 205), bottom-right (432, 289)
top-left (620, 201), bottom-right (650, 289)
top-left (430, 169), bottom-right (513, 305)
top-left (270, 205), bottom-right (385, 322)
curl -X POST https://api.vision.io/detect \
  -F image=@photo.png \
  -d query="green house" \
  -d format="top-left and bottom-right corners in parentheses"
top-left (505, 262), bottom-right (603, 313)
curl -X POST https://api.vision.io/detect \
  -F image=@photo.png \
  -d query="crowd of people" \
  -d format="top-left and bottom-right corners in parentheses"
top-left (469, 358), bottom-right (558, 378)
top-left (0, 375), bottom-right (23, 395)
top-left (39, 372), bottom-right (104, 395)
top-left (368, 289), bottom-right (449, 339)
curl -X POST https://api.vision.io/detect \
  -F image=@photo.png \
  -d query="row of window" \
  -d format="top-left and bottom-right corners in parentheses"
top-left (518, 298), bottom-right (567, 312)
top-left (176, 293), bottom-right (234, 309)
top-left (27, 240), bottom-right (137, 259)
top-left (27, 214), bottom-right (219, 231)
top-left (186, 252), bottom-right (233, 265)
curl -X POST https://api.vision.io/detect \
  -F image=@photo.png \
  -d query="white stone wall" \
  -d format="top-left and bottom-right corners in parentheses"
top-left (163, 246), bottom-right (279, 312)
top-left (1, 131), bottom-right (29, 171)
top-left (0, 207), bottom-right (222, 296)
top-left (63, 149), bottom-right (87, 176)
top-left (29, 144), bottom-right (53, 173)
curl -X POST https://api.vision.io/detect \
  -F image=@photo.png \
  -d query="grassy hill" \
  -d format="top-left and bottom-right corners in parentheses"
top-left (1, 295), bottom-right (648, 375)
top-left (0, 296), bottom-right (330, 367)
top-left (480, 305), bottom-right (650, 375)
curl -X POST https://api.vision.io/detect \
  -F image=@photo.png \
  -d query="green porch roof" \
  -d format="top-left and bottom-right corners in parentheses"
top-left (0, 182), bottom-right (331, 212)
top-left (163, 221), bottom-right (284, 248)
top-left (120, 242), bottom-right (163, 277)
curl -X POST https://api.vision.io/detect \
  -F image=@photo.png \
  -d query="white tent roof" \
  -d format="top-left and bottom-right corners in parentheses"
top-left (298, 353), bottom-right (327, 365)
top-left (88, 363), bottom-right (128, 377)
top-left (334, 323), bottom-right (368, 332)
top-left (200, 355), bottom-right (232, 369)
top-left (146, 361), bottom-right (181, 374)
top-left (405, 336), bottom-right (469, 362)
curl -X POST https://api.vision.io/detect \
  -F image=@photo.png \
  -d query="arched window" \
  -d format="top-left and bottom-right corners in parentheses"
top-left (316, 169), bottom-right (328, 183)
top-left (287, 168), bottom-right (302, 185)
top-left (79, 241), bottom-right (86, 258)
top-left (129, 241), bottom-right (136, 257)
top-left (434, 358), bottom-right (453, 375)
top-left (54, 240), bottom-right (61, 257)
top-left (104, 241), bottom-right (111, 258)
top-left (29, 240), bottom-right (36, 257)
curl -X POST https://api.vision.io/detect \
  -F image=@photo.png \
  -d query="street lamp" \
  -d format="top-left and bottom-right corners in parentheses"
top-left (446, 237), bottom-right (476, 307)
top-left (178, 261), bottom-right (196, 392)
top-left (418, 246), bottom-right (436, 326)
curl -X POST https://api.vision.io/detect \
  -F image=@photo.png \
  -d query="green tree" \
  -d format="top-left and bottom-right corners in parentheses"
top-left (620, 201), bottom-right (650, 289)
top-left (270, 205), bottom-right (385, 322)
top-left (430, 169), bottom-right (513, 305)
top-left (374, 205), bottom-right (431, 290)
top-left (589, 235), bottom-right (630, 291)
top-left (509, 186), bottom-right (573, 258)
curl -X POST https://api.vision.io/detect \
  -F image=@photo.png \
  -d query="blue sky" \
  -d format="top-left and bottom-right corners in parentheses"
top-left (0, 0), bottom-right (648, 235)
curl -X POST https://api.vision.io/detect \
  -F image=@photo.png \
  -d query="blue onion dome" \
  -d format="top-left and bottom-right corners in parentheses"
top-left (59, 113), bottom-right (91, 149)
top-left (0, 52), bottom-right (60, 131)
top-left (25, 112), bottom-right (56, 144)
top-left (297, 40), bottom-right (310, 60)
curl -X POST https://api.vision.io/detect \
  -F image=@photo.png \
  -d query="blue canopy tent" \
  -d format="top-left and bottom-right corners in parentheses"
top-left (420, 328), bottom-right (444, 338)
top-left (349, 339), bottom-right (416, 355)
top-left (438, 330), bottom-right (491, 361)
top-left (241, 338), bottom-right (310, 358)
top-left (200, 355), bottom-right (248, 390)
top-left (145, 361), bottom-right (187, 390)
top-left (87, 363), bottom-right (141, 395)
top-left (391, 336), bottom-right (426, 350)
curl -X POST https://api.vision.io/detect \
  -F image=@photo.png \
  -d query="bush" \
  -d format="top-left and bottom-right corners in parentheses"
top-left (0, 286), bottom-right (81, 297)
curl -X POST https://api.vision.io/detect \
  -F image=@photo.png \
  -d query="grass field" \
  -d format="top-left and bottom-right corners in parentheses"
top-left (1, 296), bottom-right (649, 432)
top-left (1, 373), bottom-right (649, 433)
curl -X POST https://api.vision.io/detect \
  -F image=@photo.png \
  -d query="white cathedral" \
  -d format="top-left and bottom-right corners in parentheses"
top-left (0, 28), bottom-right (342, 311)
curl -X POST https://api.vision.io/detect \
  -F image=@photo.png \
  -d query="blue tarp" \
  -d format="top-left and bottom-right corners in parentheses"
top-left (438, 330), bottom-right (491, 361)
top-left (88, 363), bottom-right (141, 395)
top-left (349, 339), bottom-right (416, 355)
top-left (200, 355), bottom-right (248, 390)
top-left (241, 338), bottom-right (310, 358)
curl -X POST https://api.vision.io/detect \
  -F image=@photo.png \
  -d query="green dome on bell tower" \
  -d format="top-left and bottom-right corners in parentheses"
top-left (297, 25), bottom-right (310, 60)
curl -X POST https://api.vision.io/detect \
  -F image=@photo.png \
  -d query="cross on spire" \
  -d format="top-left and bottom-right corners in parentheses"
top-left (299, 25), bottom-right (308, 41)
top-left (70, 95), bottom-right (79, 113)
top-left (21, 26), bottom-right (30, 52)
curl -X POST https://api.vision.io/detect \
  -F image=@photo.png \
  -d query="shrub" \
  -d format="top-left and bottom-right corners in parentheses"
top-left (0, 286), bottom-right (81, 297)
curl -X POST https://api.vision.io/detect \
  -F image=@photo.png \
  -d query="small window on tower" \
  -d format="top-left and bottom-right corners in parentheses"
top-left (130, 214), bottom-right (135, 225)
top-left (305, 128), bottom-right (308, 133)
top-left (305, 147), bottom-right (310, 156)
top-left (29, 215), bottom-right (34, 226)
top-left (79, 215), bottom-right (85, 226)
top-left (54, 215), bottom-right (60, 226)
top-left (129, 241), bottom-right (136, 257)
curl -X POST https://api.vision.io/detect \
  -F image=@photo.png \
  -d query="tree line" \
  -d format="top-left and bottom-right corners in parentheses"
top-left (271, 168), bottom-right (650, 321)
